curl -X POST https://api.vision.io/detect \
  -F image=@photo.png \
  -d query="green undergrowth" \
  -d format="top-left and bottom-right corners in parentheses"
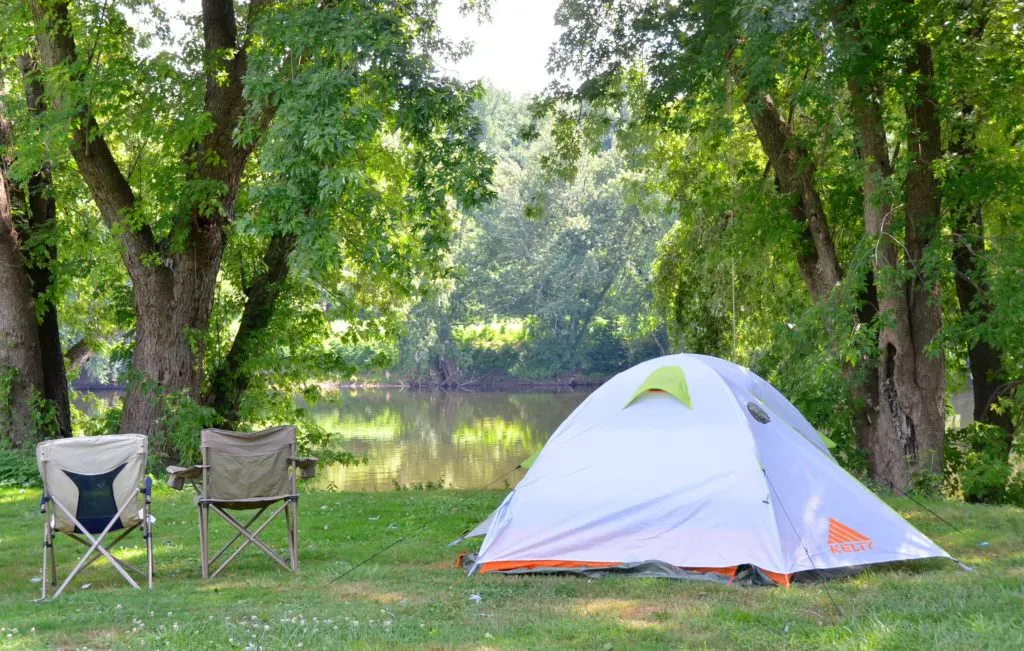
top-left (0, 488), bottom-right (1022, 649)
top-left (0, 449), bottom-right (39, 489)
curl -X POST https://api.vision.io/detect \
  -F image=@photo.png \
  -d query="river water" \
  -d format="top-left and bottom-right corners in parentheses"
top-left (80, 386), bottom-right (974, 492)
top-left (309, 389), bottom-right (591, 491)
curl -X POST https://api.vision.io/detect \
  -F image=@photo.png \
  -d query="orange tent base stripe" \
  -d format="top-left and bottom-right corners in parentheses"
top-left (477, 560), bottom-right (738, 578)
top-left (478, 560), bottom-right (621, 573)
top-left (759, 568), bottom-right (792, 587)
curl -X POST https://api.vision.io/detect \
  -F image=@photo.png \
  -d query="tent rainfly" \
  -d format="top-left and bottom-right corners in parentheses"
top-left (456, 354), bottom-right (963, 585)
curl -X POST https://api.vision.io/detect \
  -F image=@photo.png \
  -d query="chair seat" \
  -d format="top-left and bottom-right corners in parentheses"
top-left (198, 495), bottom-right (298, 510)
top-left (75, 517), bottom-right (126, 535)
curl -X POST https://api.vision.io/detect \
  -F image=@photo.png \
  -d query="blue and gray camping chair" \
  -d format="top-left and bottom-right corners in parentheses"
top-left (36, 434), bottom-right (153, 600)
top-left (167, 426), bottom-right (317, 578)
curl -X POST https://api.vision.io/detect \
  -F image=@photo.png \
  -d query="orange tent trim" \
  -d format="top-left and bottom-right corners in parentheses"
top-left (477, 560), bottom-right (791, 586)
top-left (759, 569), bottom-right (792, 587)
top-left (477, 560), bottom-right (739, 579)
top-left (478, 560), bottom-right (621, 573)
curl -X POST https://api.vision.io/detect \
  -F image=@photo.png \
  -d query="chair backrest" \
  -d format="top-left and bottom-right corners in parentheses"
top-left (201, 426), bottom-right (297, 502)
top-left (36, 434), bottom-right (148, 533)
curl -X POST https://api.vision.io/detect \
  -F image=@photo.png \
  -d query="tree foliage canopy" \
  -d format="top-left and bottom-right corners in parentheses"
top-left (538, 0), bottom-right (1024, 489)
top-left (1, 0), bottom-right (493, 459)
top-left (1, 0), bottom-right (1021, 499)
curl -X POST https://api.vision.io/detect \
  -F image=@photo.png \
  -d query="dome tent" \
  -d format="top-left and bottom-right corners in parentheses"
top-left (456, 354), bottom-right (958, 585)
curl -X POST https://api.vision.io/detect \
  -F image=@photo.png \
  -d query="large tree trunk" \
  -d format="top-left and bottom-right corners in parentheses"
top-left (847, 73), bottom-right (906, 485)
top-left (120, 228), bottom-right (224, 437)
top-left (30, 0), bottom-right (166, 437)
top-left (18, 55), bottom-right (71, 438)
top-left (899, 42), bottom-right (947, 480)
top-left (845, 43), bottom-right (946, 489)
top-left (0, 115), bottom-right (46, 448)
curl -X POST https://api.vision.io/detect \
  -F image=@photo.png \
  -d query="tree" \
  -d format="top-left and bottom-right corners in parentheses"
top-left (0, 103), bottom-right (45, 447)
top-left (394, 89), bottom-right (674, 382)
top-left (830, 1), bottom-right (947, 487)
top-left (27, 0), bottom-right (262, 439)
top-left (23, 0), bottom-right (491, 451)
top-left (0, 53), bottom-right (72, 446)
top-left (548, 0), bottom-right (1023, 488)
top-left (939, 1), bottom-right (1024, 440)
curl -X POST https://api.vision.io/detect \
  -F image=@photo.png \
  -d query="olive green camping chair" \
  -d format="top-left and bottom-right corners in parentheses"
top-left (36, 434), bottom-right (154, 601)
top-left (167, 426), bottom-right (317, 578)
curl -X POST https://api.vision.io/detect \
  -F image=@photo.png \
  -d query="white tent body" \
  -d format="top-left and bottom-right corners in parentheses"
top-left (464, 354), bottom-right (951, 584)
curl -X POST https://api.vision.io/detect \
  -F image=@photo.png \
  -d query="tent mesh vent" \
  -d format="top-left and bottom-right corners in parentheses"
top-left (747, 402), bottom-right (771, 424)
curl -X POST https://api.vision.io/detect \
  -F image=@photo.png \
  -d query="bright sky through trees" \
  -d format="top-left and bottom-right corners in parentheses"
top-left (145, 0), bottom-right (561, 96)
top-left (437, 0), bottom-right (563, 95)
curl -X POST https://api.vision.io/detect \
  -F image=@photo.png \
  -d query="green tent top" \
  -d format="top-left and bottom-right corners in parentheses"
top-left (519, 363), bottom-right (835, 472)
top-left (521, 449), bottom-right (540, 470)
top-left (625, 366), bottom-right (692, 409)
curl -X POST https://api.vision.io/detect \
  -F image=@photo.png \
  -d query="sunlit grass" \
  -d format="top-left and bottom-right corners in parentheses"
top-left (0, 488), bottom-right (35, 505)
top-left (0, 487), bottom-right (1022, 649)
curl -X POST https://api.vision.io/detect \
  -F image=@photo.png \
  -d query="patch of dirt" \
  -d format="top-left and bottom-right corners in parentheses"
top-left (327, 580), bottom-right (414, 604)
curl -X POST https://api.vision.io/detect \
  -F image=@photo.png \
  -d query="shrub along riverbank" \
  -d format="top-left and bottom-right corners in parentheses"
top-left (0, 487), bottom-right (1022, 649)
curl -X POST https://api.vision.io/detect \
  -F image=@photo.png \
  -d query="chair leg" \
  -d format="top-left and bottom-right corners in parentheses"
top-left (144, 477), bottom-right (153, 589)
top-left (145, 515), bottom-right (154, 589)
top-left (48, 529), bottom-right (57, 587)
top-left (209, 504), bottom-right (291, 577)
top-left (40, 522), bottom-right (50, 601)
top-left (199, 503), bottom-right (209, 579)
top-left (209, 507), bottom-right (267, 568)
top-left (49, 493), bottom-right (142, 595)
top-left (286, 499), bottom-right (298, 572)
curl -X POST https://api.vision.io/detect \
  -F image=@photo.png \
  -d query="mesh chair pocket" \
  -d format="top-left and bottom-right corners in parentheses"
top-left (62, 464), bottom-right (127, 534)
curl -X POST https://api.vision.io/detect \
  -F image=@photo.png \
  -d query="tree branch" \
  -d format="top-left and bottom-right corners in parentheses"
top-left (188, 0), bottom-right (276, 225)
top-left (204, 230), bottom-right (297, 426)
top-left (65, 337), bottom-right (94, 372)
top-left (746, 92), bottom-right (842, 301)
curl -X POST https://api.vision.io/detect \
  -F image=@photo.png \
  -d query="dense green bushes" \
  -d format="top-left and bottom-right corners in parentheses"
top-left (392, 316), bottom-right (660, 384)
top-left (0, 448), bottom-right (39, 488)
top-left (452, 320), bottom-right (527, 377)
top-left (945, 423), bottom-right (1024, 506)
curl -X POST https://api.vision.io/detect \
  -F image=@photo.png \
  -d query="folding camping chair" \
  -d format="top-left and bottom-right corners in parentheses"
top-left (167, 426), bottom-right (317, 578)
top-left (36, 434), bottom-right (153, 601)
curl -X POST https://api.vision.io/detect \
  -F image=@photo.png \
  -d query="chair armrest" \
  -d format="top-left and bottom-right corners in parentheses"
top-left (166, 465), bottom-right (206, 490)
top-left (290, 457), bottom-right (319, 479)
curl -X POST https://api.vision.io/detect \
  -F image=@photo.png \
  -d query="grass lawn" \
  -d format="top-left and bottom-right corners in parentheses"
top-left (0, 486), bottom-right (1022, 649)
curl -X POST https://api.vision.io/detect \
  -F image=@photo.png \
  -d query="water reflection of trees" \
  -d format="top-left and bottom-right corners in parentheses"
top-left (310, 390), bottom-right (588, 490)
